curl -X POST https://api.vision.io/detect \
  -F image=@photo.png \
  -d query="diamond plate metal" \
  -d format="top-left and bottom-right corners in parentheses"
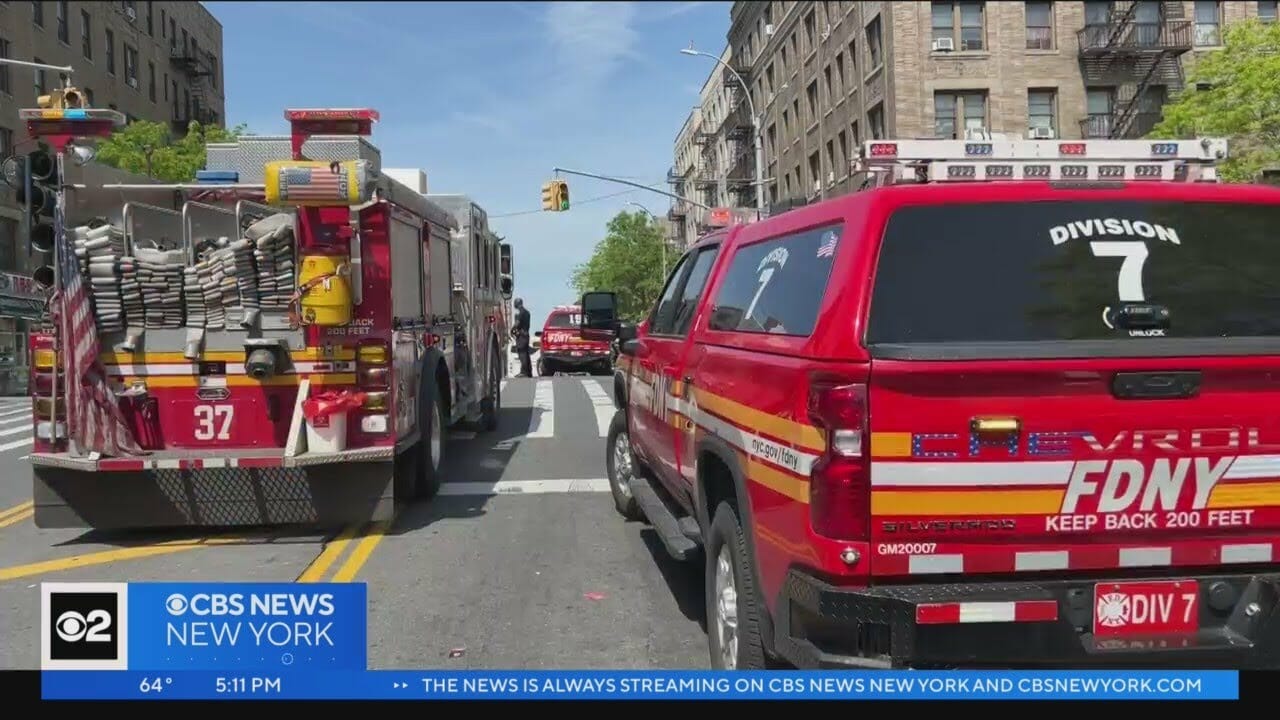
top-left (206, 136), bottom-right (383, 183)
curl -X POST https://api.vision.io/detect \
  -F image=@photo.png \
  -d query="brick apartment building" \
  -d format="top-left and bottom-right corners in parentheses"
top-left (0, 1), bottom-right (225, 391)
top-left (668, 0), bottom-right (1275, 240)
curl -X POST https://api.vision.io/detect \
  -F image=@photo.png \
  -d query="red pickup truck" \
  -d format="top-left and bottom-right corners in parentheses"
top-left (580, 137), bottom-right (1280, 670)
top-left (536, 305), bottom-right (612, 376)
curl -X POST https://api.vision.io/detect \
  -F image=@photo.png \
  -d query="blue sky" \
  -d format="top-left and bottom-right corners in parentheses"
top-left (205, 0), bottom-right (730, 322)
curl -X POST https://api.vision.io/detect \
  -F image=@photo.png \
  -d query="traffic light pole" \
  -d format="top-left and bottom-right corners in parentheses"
top-left (550, 167), bottom-right (713, 211)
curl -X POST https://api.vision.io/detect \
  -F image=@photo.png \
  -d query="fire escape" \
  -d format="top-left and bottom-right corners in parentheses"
top-left (1076, 1), bottom-right (1191, 139)
top-left (692, 122), bottom-right (718, 234)
top-left (170, 41), bottom-right (219, 133)
top-left (722, 62), bottom-right (756, 210)
top-left (666, 164), bottom-right (690, 245)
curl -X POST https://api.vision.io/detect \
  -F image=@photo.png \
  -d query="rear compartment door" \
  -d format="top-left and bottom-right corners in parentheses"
top-left (864, 198), bottom-right (1280, 579)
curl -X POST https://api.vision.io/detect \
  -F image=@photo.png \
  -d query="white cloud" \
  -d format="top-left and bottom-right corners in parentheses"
top-left (543, 2), bottom-right (641, 91)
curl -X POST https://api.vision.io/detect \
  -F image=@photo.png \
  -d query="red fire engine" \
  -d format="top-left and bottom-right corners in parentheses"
top-left (22, 105), bottom-right (509, 530)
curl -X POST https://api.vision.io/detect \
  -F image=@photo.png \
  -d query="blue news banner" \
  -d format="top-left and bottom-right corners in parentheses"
top-left (38, 582), bottom-right (1240, 701)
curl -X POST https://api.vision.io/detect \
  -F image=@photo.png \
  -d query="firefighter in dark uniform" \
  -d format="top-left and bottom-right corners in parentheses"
top-left (512, 298), bottom-right (532, 377)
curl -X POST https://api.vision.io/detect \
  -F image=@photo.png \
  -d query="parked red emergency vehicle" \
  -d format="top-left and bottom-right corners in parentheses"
top-left (22, 105), bottom-right (509, 530)
top-left (583, 136), bottom-right (1280, 669)
top-left (536, 304), bottom-right (611, 376)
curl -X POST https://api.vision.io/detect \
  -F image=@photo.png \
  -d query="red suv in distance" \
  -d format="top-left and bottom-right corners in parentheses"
top-left (536, 305), bottom-right (612, 376)
top-left (579, 142), bottom-right (1280, 670)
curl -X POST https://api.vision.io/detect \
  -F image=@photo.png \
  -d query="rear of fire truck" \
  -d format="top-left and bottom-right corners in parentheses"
top-left (26, 107), bottom-right (489, 530)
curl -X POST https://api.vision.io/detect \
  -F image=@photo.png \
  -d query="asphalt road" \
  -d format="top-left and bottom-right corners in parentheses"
top-left (0, 365), bottom-right (709, 670)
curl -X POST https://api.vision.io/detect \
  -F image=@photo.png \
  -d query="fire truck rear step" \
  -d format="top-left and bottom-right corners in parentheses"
top-left (628, 472), bottom-right (702, 560)
top-left (30, 448), bottom-right (399, 530)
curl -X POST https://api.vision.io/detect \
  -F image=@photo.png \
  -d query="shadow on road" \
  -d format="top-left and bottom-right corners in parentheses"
top-left (638, 524), bottom-right (708, 632)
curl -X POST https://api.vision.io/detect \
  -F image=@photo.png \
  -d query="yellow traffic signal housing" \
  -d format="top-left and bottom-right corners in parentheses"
top-left (36, 86), bottom-right (87, 110)
top-left (541, 181), bottom-right (556, 211)
top-left (555, 180), bottom-right (569, 211)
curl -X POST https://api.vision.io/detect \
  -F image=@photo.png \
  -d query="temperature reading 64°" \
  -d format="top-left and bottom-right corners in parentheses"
top-left (138, 676), bottom-right (172, 693)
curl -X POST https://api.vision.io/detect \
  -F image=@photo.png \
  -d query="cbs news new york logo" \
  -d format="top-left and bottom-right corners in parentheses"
top-left (41, 582), bottom-right (129, 670)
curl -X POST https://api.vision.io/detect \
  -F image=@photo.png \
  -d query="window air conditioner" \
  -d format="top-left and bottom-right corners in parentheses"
top-left (127, 76), bottom-right (138, 89)
top-left (827, 170), bottom-right (836, 184)
top-left (765, 23), bottom-right (775, 36)
top-left (1030, 126), bottom-right (1055, 139)
top-left (125, 6), bottom-right (136, 21)
top-left (932, 37), bottom-right (955, 52)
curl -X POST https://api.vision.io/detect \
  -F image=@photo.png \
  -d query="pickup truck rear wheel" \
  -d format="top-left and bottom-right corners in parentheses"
top-left (706, 501), bottom-right (769, 670)
top-left (605, 410), bottom-right (643, 520)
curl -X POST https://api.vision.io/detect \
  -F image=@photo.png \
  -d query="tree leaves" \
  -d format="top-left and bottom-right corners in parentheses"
top-left (1148, 19), bottom-right (1280, 182)
top-left (568, 210), bottom-right (671, 322)
top-left (94, 120), bottom-right (248, 182)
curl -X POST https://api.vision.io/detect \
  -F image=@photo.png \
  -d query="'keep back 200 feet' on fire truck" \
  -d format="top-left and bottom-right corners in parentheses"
top-left (21, 106), bottom-right (512, 530)
top-left (582, 135), bottom-right (1280, 669)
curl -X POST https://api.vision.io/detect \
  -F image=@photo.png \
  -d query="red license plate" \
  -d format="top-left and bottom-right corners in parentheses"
top-left (1092, 580), bottom-right (1199, 637)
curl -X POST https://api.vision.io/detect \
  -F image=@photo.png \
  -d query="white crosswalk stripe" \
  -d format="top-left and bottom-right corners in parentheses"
top-left (526, 379), bottom-right (556, 438)
top-left (580, 379), bottom-right (614, 437)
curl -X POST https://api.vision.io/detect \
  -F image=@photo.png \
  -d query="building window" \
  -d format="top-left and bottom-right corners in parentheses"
top-left (782, 107), bottom-right (791, 135)
top-left (767, 123), bottom-right (777, 157)
top-left (163, 72), bottom-right (169, 99)
top-left (183, 88), bottom-right (190, 119)
top-left (32, 0), bottom-right (42, 27)
top-left (0, 127), bottom-right (12, 159)
top-left (56, 0), bottom-right (68, 43)
top-left (1195, 1), bottom-right (1222, 46)
top-left (171, 79), bottom-right (178, 116)
top-left (825, 139), bottom-right (836, 184)
top-left (806, 80), bottom-right (819, 124)
top-left (1261, 1), bottom-right (1278, 21)
top-left (146, 1), bottom-right (154, 34)
top-left (780, 42), bottom-right (788, 75)
top-left (1085, 0), bottom-right (1113, 25)
top-left (0, 37), bottom-right (10, 95)
top-left (83, 86), bottom-right (93, 105)
top-left (80, 9), bottom-right (91, 59)
top-left (125, 45), bottom-right (137, 88)
top-left (808, 151), bottom-right (821, 193)
top-left (804, 8), bottom-right (817, 54)
top-left (934, 91), bottom-right (988, 138)
top-left (834, 52), bottom-right (845, 93)
top-left (169, 18), bottom-right (176, 50)
top-left (1028, 89), bottom-right (1057, 137)
top-left (32, 57), bottom-right (44, 95)
top-left (1025, 1), bottom-right (1054, 49)
top-left (866, 15), bottom-right (883, 68)
top-left (851, 120), bottom-right (861, 146)
top-left (932, 1), bottom-right (986, 51)
top-left (1085, 87), bottom-right (1115, 137)
top-left (161, 8), bottom-right (166, 36)
top-left (182, 28), bottom-right (188, 55)
top-left (105, 28), bottom-right (115, 74)
top-left (846, 38), bottom-right (857, 78)
top-left (868, 103), bottom-right (885, 139)
top-left (823, 63), bottom-right (835, 104)
top-left (148, 61), bottom-right (156, 101)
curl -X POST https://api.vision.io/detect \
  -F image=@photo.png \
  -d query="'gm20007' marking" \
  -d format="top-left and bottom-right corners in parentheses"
top-left (878, 543), bottom-right (937, 555)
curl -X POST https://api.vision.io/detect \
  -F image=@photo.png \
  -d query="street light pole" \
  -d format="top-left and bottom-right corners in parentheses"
top-left (626, 201), bottom-right (667, 278)
top-left (680, 46), bottom-right (765, 218)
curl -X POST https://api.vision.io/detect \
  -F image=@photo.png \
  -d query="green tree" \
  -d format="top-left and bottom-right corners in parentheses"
top-left (569, 210), bottom-right (670, 322)
top-left (1147, 19), bottom-right (1280, 182)
top-left (95, 120), bottom-right (248, 182)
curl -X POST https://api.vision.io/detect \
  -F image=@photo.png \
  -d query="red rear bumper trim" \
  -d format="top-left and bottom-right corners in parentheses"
top-left (915, 600), bottom-right (1059, 625)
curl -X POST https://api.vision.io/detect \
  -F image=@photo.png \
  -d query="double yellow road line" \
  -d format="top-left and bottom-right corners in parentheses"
top-left (297, 518), bottom-right (394, 583)
top-left (0, 501), bottom-right (33, 529)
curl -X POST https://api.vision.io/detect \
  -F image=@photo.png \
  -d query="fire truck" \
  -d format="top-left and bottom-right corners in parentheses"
top-left (23, 105), bottom-right (510, 530)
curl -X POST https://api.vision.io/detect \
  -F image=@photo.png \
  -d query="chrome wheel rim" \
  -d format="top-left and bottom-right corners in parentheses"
top-left (429, 402), bottom-right (442, 470)
top-left (715, 545), bottom-right (739, 669)
top-left (612, 431), bottom-right (633, 499)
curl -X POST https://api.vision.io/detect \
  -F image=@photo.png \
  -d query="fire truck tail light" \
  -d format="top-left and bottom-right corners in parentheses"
top-left (33, 396), bottom-right (63, 421)
top-left (360, 414), bottom-right (389, 434)
top-left (363, 391), bottom-right (389, 411)
top-left (358, 366), bottom-right (389, 389)
top-left (31, 371), bottom-right (54, 395)
top-left (356, 340), bottom-right (391, 389)
top-left (357, 344), bottom-right (389, 364)
top-left (807, 378), bottom-right (870, 541)
top-left (36, 421), bottom-right (67, 441)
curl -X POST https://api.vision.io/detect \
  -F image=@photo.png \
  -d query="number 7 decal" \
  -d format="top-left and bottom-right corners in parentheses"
top-left (1090, 241), bottom-right (1149, 302)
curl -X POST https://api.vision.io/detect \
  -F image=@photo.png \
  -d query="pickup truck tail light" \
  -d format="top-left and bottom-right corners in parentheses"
top-left (806, 377), bottom-right (869, 541)
top-left (30, 334), bottom-right (66, 451)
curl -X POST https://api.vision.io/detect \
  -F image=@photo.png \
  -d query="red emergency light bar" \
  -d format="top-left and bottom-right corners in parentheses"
top-left (284, 108), bottom-right (381, 122)
top-left (1059, 143), bottom-right (1087, 156)
top-left (869, 143), bottom-right (899, 157)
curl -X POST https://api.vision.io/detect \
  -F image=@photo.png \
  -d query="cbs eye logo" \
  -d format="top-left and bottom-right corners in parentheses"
top-left (41, 583), bottom-right (128, 669)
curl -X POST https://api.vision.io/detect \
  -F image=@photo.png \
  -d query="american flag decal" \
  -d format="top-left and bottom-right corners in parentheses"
top-left (816, 231), bottom-right (838, 258)
top-left (54, 171), bottom-right (145, 457)
top-left (275, 162), bottom-right (353, 203)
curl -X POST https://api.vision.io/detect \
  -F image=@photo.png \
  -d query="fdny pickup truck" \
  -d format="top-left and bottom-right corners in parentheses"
top-left (536, 305), bottom-right (611, 376)
top-left (582, 137), bottom-right (1280, 669)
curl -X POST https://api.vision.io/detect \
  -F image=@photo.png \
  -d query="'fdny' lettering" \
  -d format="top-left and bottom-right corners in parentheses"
top-left (1059, 457), bottom-right (1232, 513)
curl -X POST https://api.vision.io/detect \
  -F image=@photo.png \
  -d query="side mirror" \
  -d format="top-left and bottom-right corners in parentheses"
top-left (579, 290), bottom-right (618, 343)
top-left (534, 330), bottom-right (542, 337)
top-left (617, 323), bottom-right (637, 342)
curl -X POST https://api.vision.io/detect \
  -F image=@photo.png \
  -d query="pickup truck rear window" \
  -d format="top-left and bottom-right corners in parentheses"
top-left (866, 200), bottom-right (1280, 353)
top-left (545, 312), bottom-right (580, 329)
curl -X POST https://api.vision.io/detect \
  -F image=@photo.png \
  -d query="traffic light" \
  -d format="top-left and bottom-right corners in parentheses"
top-left (541, 181), bottom-right (557, 211)
top-left (17, 147), bottom-right (58, 290)
top-left (540, 180), bottom-right (570, 212)
top-left (555, 180), bottom-right (569, 211)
